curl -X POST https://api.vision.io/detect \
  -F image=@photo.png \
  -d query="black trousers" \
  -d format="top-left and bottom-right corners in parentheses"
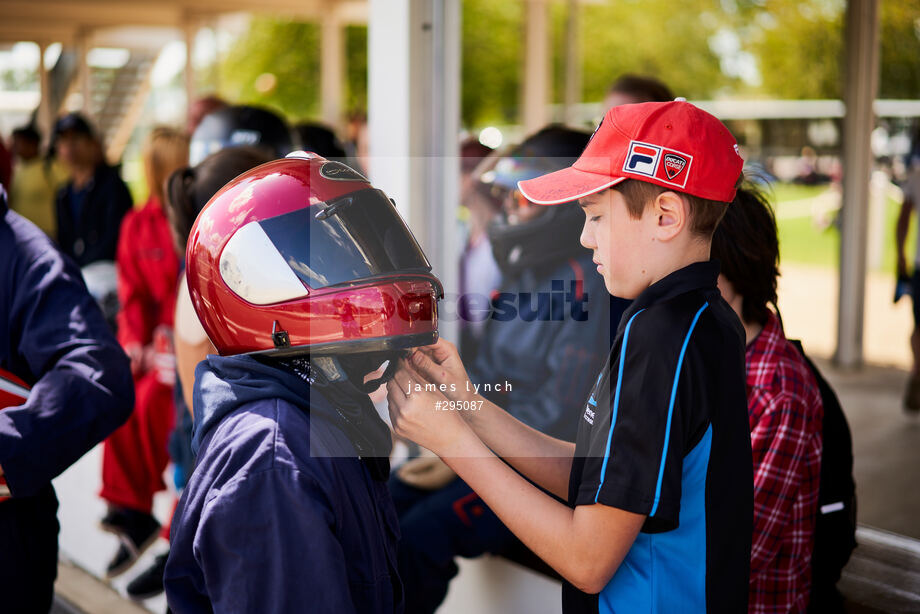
top-left (0, 485), bottom-right (59, 614)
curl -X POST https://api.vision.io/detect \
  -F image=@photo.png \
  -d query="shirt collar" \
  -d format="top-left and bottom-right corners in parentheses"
top-left (745, 310), bottom-right (785, 389)
top-left (69, 163), bottom-right (106, 195)
top-left (619, 260), bottom-right (721, 331)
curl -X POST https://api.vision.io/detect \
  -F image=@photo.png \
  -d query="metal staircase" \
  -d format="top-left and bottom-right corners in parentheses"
top-left (49, 47), bottom-right (158, 162)
top-left (90, 50), bottom-right (158, 161)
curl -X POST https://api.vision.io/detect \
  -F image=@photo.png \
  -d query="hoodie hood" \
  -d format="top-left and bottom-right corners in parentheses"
top-left (191, 354), bottom-right (336, 455)
top-left (191, 354), bottom-right (393, 481)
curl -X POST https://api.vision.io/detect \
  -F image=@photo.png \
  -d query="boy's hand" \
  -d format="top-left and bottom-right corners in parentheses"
top-left (386, 359), bottom-right (476, 457)
top-left (407, 339), bottom-right (475, 403)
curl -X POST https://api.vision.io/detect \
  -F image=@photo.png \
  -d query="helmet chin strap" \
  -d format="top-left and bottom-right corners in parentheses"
top-left (278, 352), bottom-right (396, 481)
top-left (358, 356), bottom-right (403, 393)
top-left (311, 351), bottom-right (406, 394)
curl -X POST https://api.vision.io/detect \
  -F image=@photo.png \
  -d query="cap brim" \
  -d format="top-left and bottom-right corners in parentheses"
top-left (517, 167), bottom-right (626, 205)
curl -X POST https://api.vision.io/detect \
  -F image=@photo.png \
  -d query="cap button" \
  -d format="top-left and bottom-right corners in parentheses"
top-left (286, 150), bottom-right (319, 160)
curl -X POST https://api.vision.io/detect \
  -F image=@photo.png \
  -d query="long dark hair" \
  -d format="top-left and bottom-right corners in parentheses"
top-left (165, 146), bottom-right (273, 256)
top-left (710, 181), bottom-right (780, 327)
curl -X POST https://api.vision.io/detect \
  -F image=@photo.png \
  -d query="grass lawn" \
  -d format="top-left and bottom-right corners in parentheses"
top-left (770, 182), bottom-right (911, 274)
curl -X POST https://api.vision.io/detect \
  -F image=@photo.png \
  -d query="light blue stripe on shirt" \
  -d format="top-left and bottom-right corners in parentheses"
top-left (595, 308), bottom-right (645, 503)
top-left (649, 301), bottom-right (709, 517)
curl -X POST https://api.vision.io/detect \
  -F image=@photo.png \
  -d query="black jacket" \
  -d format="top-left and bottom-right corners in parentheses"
top-left (55, 164), bottom-right (132, 266)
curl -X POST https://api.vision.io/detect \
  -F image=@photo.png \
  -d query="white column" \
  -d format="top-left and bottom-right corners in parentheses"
top-left (76, 29), bottom-right (91, 118)
top-left (185, 16), bottom-right (198, 119)
top-left (835, 0), bottom-right (880, 369)
top-left (563, 0), bottom-right (581, 126)
top-left (37, 41), bottom-right (52, 140)
top-left (522, 0), bottom-right (549, 133)
top-left (368, 0), bottom-right (460, 342)
top-left (368, 0), bottom-right (412, 219)
top-left (321, 6), bottom-right (345, 130)
top-left (428, 0), bottom-right (461, 345)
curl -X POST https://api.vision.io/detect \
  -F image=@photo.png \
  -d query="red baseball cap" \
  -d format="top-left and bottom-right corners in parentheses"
top-left (518, 100), bottom-right (744, 205)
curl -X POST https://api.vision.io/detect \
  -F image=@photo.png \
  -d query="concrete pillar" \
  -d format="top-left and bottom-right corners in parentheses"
top-left (37, 41), bottom-right (52, 139)
top-left (321, 5), bottom-right (345, 130)
top-left (368, 0), bottom-right (412, 218)
top-left (427, 0), bottom-right (461, 344)
top-left (76, 29), bottom-right (91, 118)
top-left (563, 0), bottom-right (581, 126)
top-left (835, 0), bottom-right (880, 369)
top-left (522, 0), bottom-right (549, 133)
top-left (368, 0), bottom-right (460, 342)
top-left (866, 169), bottom-right (887, 271)
top-left (185, 16), bottom-right (198, 119)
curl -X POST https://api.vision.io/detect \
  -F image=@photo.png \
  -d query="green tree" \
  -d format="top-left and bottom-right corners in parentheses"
top-left (461, 0), bottom-right (524, 126)
top-left (345, 25), bottom-right (369, 114)
top-left (879, 0), bottom-right (920, 99)
top-left (218, 18), bottom-right (322, 121)
top-left (739, 0), bottom-right (920, 100)
top-left (211, 1), bottom-right (920, 133)
top-left (745, 1), bottom-right (844, 99)
top-left (578, 0), bottom-right (734, 102)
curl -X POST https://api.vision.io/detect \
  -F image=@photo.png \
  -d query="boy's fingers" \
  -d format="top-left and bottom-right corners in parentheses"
top-left (386, 377), bottom-right (404, 399)
top-left (389, 365), bottom-right (415, 397)
top-left (408, 351), bottom-right (439, 380)
top-left (433, 338), bottom-right (457, 361)
top-left (385, 385), bottom-right (404, 427)
top-left (414, 345), bottom-right (444, 366)
top-left (386, 380), bottom-right (406, 408)
top-left (419, 339), bottom-right (453, 364)
top-left (411, 349), bottom-right (454, 378)
top-left (403, 357), bottom-right (443, 389)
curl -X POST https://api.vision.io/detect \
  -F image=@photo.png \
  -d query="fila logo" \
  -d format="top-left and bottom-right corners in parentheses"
top-left (663, 154), bottom-right (687, 180)
top-left (624, 142), bottom-right (661, 178)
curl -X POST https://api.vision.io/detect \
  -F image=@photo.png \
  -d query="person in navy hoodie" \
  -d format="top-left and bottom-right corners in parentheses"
top-left (165, 152), bottom-right (442, 614)
top-left (0, 184), bottom-right (134, 613)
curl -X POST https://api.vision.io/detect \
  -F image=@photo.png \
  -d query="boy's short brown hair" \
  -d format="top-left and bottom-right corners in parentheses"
top-left (612, 176), bottom-right (742, 238)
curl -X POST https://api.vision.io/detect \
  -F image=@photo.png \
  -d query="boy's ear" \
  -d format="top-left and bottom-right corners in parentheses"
top-left (652, 191), bottom-right (687, 241)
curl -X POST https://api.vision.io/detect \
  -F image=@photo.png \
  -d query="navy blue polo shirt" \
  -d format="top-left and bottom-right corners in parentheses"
top-left (564, 260), bottom-right (753, 614)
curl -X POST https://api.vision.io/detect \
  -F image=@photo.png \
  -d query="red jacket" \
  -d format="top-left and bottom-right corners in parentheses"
top-left (116, 196), bottom-right (180, 349)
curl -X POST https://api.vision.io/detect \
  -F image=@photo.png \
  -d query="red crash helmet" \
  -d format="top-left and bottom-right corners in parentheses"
top-left (186, 152), bottom-right (442, 357)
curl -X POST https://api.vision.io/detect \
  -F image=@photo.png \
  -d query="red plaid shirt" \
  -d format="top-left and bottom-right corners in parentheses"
top-left (745, 312), bottom-right (823, 613)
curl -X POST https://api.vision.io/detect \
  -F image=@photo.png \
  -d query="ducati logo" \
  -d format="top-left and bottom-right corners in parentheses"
top-left (663, 154), bottom-right (687, 180)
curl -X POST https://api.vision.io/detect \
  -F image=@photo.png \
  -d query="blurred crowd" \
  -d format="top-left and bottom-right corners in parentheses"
top-left (0, 72), bottom-right (871, 614)
top-left (0, 96), bottom-right (357, 603)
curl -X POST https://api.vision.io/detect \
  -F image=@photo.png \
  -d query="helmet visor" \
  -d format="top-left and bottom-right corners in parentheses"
top-left (258, 188), bottom-right (431, 290)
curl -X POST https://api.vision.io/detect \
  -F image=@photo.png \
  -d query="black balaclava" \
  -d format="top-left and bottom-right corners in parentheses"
top-left (272, 352), bottom-right (402, 481)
